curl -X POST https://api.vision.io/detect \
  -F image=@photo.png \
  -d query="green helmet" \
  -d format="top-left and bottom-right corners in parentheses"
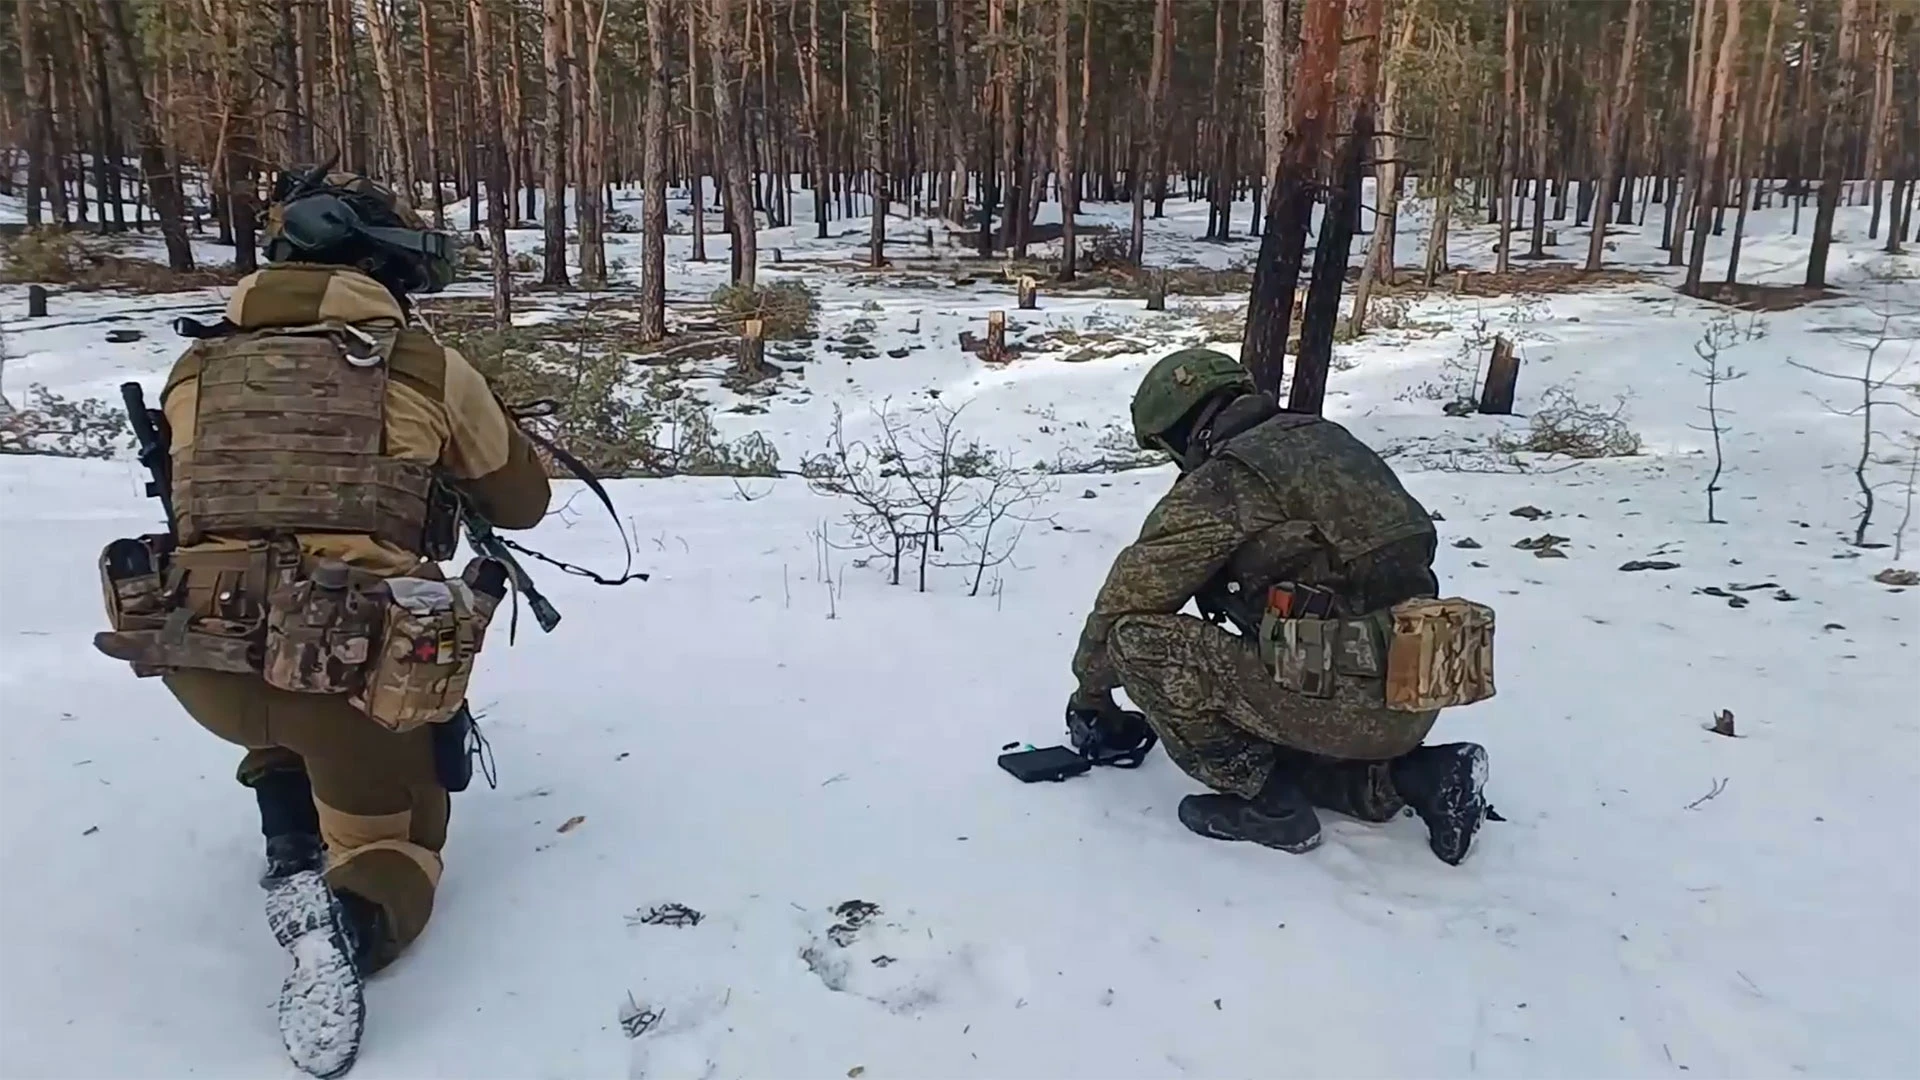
top-left (1130, 348), bottom-right (1255, 449)
top-left (264, 168), bottom-right (455, 295)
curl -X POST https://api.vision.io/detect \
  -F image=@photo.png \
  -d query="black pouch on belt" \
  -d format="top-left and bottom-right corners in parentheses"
top-left (433, 704), bottom-right (476, 793)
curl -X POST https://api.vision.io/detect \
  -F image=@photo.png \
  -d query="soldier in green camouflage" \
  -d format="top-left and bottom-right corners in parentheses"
top-left (1067, 349), bottom-right (1490, 863)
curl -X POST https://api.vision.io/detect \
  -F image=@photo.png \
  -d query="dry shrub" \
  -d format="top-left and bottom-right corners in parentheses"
top-left (1496, 386), bottom-right (1642, 459)
top-left (0, 385), bottom-right (131, 459)
top-left (710, 280), bottom-right (820, 339)
top-left (2, 230), bottom-right (237, 292)
top-left (1172, 301), bottom-right (1247, 341)
top-left (1080, 233), bottom-right (1135, 271)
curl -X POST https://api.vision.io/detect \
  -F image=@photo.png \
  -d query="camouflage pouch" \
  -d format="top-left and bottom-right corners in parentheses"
top-left (351, 577), bottom-right (492, 733)
top-left (99, 536), bottom-right (173, 632)
top-left (262, 560), bottom-right (384, 695)
top-left (1383, 598), bottom-right (1496, 711)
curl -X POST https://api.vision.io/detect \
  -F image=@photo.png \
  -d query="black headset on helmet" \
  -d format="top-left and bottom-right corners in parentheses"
top-left (264, 161), bottom-right (455, 295)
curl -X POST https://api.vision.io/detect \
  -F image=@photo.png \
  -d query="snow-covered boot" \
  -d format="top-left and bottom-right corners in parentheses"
top-left (1177, 771), bottom-right (1323, 853)
top-left (1388, 742), bottom-right (1489, 866)
top-left (262, 836), bottom-right (366, 1079)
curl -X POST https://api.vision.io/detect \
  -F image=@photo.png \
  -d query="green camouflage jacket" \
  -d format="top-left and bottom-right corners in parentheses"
top-left (1072, 396), bottom-right (1437, 697)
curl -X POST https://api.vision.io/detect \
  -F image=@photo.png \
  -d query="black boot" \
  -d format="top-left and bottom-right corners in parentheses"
top-left (1388, 743), bottom-right (1489, 866)
top-left (1289, 755), bottom-right (1406, 824)
top-left (1178, 770), bottom-right (1323, 853)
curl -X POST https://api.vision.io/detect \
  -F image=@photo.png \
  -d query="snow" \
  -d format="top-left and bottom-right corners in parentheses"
top-left (3, 183), bottom-right (1917, 1078)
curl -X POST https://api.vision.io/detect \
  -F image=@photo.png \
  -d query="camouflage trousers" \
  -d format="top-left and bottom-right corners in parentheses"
top-left (165, 670), bottom-right (448, 975)
top-left (1107, 613), bottom-right (1438, 801)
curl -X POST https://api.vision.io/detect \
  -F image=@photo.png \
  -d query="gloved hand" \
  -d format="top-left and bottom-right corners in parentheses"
top-left (1065, 698), bottom-right (1158, 768)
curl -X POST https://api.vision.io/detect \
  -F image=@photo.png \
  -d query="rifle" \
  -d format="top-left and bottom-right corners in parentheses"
top-left (120, 382), bottom-right (175, 531)
top-left (462, 509), bottom-right (563, 634)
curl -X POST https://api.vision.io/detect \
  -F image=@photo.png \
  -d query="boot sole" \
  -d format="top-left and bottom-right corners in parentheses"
top-left (265, 870), bottom-right (365, 1079)
top-left (1425, 745), bottom-right (1489, 866)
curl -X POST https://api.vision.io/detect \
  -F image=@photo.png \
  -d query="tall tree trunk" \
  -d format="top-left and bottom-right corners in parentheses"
top-left (708, 0), bottom-right (757, 287)
top-left (1807, 0), bottom-right (1859, 288)
top-left (1262, 0), bottom-right (1287, 196)
top-left (540, 0), bottom-right (571, 286)
top-left (1727, 0), bottom-right (1784, 284)
top-left (641, 0), bottom-right (670, 340)
top-left (1864, 7), bottom-right (1894, 239)
top-left (1241, 0), bottom-right (1340, 396)
top-left (1128, 0), bottom-right (1170, 263)
top-left (940, 0), bottom-right (971, 225)
top-left (802, 0), bottom-right (830, 237)
top-left (16, 0), bottom-right (47, 227)
top-left (364, 0), bottom-right (414, 198)
top-left (1526, 33), bottom-right (1551, 259)
top-left (469, 0), bottom-right (513, 328)
top-left (330, 0), bottom-right (356, 170)
top-left (579, 0), bottom-right (610, 287)
top-left (1054, 0), bottom-right (1077, 278)
top-left (95, 0), bottom-right (193, 269)
top-left (1496, 0), bottom-right (1517, 273)
top-left (688, 3), bottom-right (708, 262)
top-left (1291, 0), bottom-right (1381, 416)
top-left (1353, 2), bottom-right (1419, 329)
top-left (867, 0), bottom-right (888, 268)
top-left (419, 0), bottom-right (446, 227)
top-left (1684, 0), bottom-right (1740, 294)
top-left (1586, 0), bottom-right (1645, 271)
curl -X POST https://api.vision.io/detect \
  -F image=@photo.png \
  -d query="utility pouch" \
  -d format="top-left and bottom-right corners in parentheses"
top-left (262, 559), bottom-right (384, 695)
top-left (352, 560), bottom-right (503, 733)
top-left (1383, 597), bottom-right (1497, 712)
top-left (1257, 583), bottom-right (1386, 697)
top-left (96, 535), bottom-right (176, 677)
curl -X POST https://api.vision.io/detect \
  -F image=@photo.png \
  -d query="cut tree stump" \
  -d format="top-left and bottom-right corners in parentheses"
top-left (986, 310), bottom-right (1009, 364)
top-left (1545, 229), bottom-right (1560, 247)
top-left (1478, 335), bottom-right (1519, 415)
top-left (27, 285), bottom-right (48, 318)
top-left (1017, 276), bottom-right (1037, 310)
top-left (925, 227), bottom-right (935, 247)
top-left (737, 318), bottom-right (767, 377)
top-left (771, 247), bottom-right (783, 265)
top-left (1454, 270), bottom-right (1470, 295)
top-left (1145, 269), bottom-right (1167, 311)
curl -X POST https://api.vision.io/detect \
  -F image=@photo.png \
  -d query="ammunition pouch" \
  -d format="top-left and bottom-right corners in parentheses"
top-left (1258, 591), bottom-right (1496, 712)
top-left (95, 532), bottom-right (505, 732)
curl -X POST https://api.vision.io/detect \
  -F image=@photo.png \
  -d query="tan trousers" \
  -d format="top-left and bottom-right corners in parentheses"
top-left (165, 670), bottom-right (449, 974)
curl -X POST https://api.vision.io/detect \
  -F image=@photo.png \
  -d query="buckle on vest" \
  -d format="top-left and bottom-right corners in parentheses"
top-left (338, 323), bottom-right (381, 366)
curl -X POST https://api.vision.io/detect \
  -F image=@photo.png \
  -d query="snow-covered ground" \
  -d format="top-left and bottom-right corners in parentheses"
top-left (2, 185), bottom-right (1917, 1078)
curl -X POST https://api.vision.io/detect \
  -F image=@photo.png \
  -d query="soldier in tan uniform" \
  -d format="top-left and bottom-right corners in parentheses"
top-left (1066, 350), bottom-right (1495, 864)
top-left (96, 173), bottom-right (549, 1077)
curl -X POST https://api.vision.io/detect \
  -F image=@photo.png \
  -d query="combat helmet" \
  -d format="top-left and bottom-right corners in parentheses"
top-left (263, 166), bottom-right (455, 296)
top-left (1130, 348), bottom-right (1256, 450)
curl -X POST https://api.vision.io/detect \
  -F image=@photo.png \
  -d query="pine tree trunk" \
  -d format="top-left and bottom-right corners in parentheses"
top-left (708, 0), bottom-right (757, 287)
top-left (420, 0), bottom-right (446, 227)
top-left (688, 4), bottom-right (708, 262)
top-left (468, 0), bottom-right (513, 328)
top-left (1262, 0), bottom-right (1286, 194)
top-left (16, 0), bottom-right (47, 228)
top-left (364, 0), bottom-right (414, 199)
top-left (579, 0), bottom-right (609, 288)
top-left (1353, 2), bottom-right (1418, 328)
top-left (95, 0), bottom-right (192, 269)
top-left (1496, 0), bottom-right (1517, 273)
top-left (1586, 0), bottom-right (1644, 271)
top-left (867, 0), bottom-right (888, 268)
top-left (1727, 0), bottom-right (1783, 284)
top-left (641, 0), bottom-right (670, 340)
top-left (1054, 0), bottom-right (1076, 279)
top-left (1684, 0), bottom-right (1740, 293)
top-left (541, 0), bottom-right (571, 286)
top-left (803, 0), bottom-right (830, 237)
top-left (1807, 0), bottom-right (1859, 288)
top-left (1291, 0), bottom-right (1380, 416)
top-left (278, 0), bottom-right (310, 166)
top-left (1526, 36), bottom-right (1551, 259)
top-left (1242, 0), bottom-right (1339, 396)
top-left (940, 0), bottom-right (971, 225)
top-left (1864, 8), bottom-right (1894, 240)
